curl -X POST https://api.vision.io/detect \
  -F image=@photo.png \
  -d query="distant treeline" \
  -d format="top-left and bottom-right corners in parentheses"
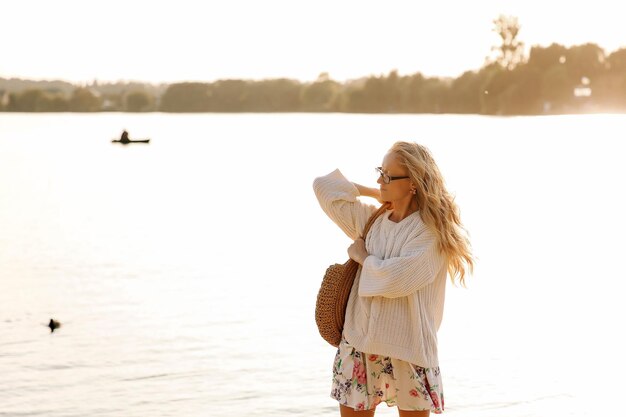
top-left (2, 30), bottom-right (626, 115)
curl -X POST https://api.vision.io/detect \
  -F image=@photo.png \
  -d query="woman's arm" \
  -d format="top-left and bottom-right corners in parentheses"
top-left (353, 183), bottom-right (382, 204)
top-left (358, 229), bottom-right (444, 298)
top-left (313, 170), bottom-right (378, 240)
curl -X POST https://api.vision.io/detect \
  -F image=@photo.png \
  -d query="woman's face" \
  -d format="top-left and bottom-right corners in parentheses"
top-left (378, 152), bottom-right (413, 202)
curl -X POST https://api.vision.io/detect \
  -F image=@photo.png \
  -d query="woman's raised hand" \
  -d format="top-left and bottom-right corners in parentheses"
top-left (353, 183), bottom-right (383, 204)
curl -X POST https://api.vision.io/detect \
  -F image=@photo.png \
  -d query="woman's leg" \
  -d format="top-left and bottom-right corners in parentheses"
top-left (340, 404), bottom-right (376, 417)
top-left (397, 409), bottom-right (430, 417)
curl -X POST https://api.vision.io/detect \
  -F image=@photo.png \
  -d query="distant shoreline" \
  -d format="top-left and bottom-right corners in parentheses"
top-left (2, 41), bottom-right (626, 116)
top-left (3, 109), bottom-right (624, 116)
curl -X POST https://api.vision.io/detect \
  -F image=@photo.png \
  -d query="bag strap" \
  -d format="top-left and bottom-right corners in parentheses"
top-left (361, 202), bottom-right (391, 241)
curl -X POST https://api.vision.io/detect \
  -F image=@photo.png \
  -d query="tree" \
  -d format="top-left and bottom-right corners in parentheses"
top-left (607, 48), bottom-right (626, 72)
top-left (125, 90), bottom-right (153, 112)
top-left (300, 79), bottom-right (340, 112)
top-left (350, 75), bottom-right (387, 113)
top-left (160, 83), bottom-right (212, 112)
top-left (491, 15), bottom-right (525, 70)
top-left (4, 89), bottom-right (68, 112)
top-left (36, 92), bottom-right (69, 111)
top-left (403, 73), bottom-right (427, 112)
top-left (7, 89), bottom-right (44, 111)
top-left (565, 43), bottom-right (606, 82)
top-left (448, 70), bottom-right (484, 113)
top-left (208, 79), bottom-right (249, 111)
top-left (499, 66), bottom-right (542, 114)
top-left (593, 48), bottom-right (626, 107)
top-left (259, 78), bottom-right (302, 111)
top-left (384, 70), bottom-right (403, 112)
top-left (69, 88), bottom-right (101, 112)
top-left (541, 65), bottom-right (572, 111)
top-left (527, 43), bottom-right (568, 72)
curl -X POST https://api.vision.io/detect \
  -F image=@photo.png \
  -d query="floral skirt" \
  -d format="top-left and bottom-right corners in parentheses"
top-left (330, 335), bottom-right (444, 413)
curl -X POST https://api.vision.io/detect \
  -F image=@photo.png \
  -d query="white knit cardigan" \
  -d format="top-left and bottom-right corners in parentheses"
top-left (313, 169), bottom-right (447, 367)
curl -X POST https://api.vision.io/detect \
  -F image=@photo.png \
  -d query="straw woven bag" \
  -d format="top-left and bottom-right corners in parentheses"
top-left (315, 203), bottom-right (390, 347)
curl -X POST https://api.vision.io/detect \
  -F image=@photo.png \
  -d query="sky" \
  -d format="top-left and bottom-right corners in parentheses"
top-left (3, 0), bottom-right (626, 85)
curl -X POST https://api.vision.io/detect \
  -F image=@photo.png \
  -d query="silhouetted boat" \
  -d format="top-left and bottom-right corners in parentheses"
top-left (111, 138), bottom-right (150, 144)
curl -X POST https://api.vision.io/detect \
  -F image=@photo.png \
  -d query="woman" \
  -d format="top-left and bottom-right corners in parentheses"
top-left (313, 142), bottom-right (473, 416)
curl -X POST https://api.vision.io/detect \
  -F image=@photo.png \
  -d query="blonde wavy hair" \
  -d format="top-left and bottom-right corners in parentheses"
top-left (389, 141), bottom-right (474, 286)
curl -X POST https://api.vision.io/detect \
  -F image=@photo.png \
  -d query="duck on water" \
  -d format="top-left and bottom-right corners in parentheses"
top-left (48, 318), bottom-right (61, 332)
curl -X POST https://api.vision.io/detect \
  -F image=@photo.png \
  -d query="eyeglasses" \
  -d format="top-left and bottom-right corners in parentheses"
top-left (375, 167), bottom-right (410, 184)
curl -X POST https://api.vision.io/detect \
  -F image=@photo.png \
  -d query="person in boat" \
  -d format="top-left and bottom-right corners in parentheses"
top-left (120, 130), bottom-right (130, 144)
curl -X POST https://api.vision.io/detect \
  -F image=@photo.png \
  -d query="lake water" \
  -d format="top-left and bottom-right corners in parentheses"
top-left (1, 113), bottom-right (625, 416)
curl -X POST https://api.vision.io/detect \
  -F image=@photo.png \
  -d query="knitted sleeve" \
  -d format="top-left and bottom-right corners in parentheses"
top-left (313, 169), bottom-right (377, 240)
top-left (358, 228), bottom-right (442, 298)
